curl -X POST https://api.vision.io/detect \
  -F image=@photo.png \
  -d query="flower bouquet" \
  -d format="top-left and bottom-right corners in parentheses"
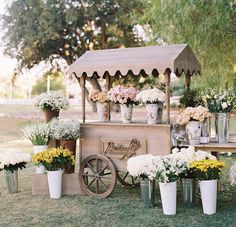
top-left (190, 159), bottom-right (225, 215)
top-left (136, 88), bottom-right (165, 124)
top-left (89, 90), bottom-right (108, 121)
top-left (108, 85), bottom-right (139, 123)
top-left (0, 149), bottom-right (31, 193)
top-left (202, 89), bottom-right (236, 143)
top-left (176, 106), bottom-right (212, 145)
top-left (32, 147), bottom-right (75, 199)
top-left (34, 90), bottom-right (69, 123)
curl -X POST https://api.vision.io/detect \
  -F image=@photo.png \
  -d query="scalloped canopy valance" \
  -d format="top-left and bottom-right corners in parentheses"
top-left (68, 44), bottom-right (201, 78)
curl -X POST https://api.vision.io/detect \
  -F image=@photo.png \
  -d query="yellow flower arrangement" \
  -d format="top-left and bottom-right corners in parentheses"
top-left (190, 159), bottom-right (225, 180)
top-left (89, 90), bottom-right (108, 103)
top-left (32, 147), bottom-right (75, 171)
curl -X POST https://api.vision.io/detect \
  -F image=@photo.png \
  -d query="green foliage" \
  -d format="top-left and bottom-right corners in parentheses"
top-left (32, 71), bottom-right (65, 95)
top-left (180, 88), bottom-right (203, 107)
top-left (1, 0), bottom-right (145, 67)
top-left (141, 0), bottom-right (236, 89)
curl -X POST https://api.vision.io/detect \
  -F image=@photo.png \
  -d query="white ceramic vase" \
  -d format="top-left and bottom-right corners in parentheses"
top-left (186, 121), bottom-right (201, 145)
top-left (96, 102), bottom-right (108, 121)
top-left (200, 179), bottom-right (217, 215)
top-left (159, 181), bottom-right (177, 215)
top-left (47, 169), bottom-right (63, 199)
top-left (120, 104), bottom-right (133, 123)
top-left (33, 145), bottom-right (48, 174)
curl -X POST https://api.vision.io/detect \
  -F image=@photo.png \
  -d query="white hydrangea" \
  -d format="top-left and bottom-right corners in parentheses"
top-left (0, 149), bottom-right (31, 170)
top-left (136, 88), bottom-right (165, 104)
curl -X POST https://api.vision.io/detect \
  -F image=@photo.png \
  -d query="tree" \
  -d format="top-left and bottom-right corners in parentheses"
top-left (141, 0), bottom-right (236, 89)
top-left (1, 0), bottom-right (145, 100)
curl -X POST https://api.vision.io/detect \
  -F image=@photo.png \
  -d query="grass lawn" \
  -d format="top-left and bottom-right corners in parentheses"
top-left (0, 157), bottom-right (236, 227)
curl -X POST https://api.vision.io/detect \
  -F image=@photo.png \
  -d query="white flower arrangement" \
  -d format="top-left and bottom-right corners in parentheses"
top-left (136, 88), bottom-right (166, 104)
top-left (127, 154), bottom-right (154, 179)
top-left (176, 106), bottom-right (212, 125)
top-left (229, 163), bottom-right (236, 186)
top-left (48, 118), bottom-right (81, 140)
top-left (34, 90), bottom-right (69, 111)
top-left (21, 122), bottom-right (49, 145)
top-left (0, 149), bottom-right (31, 172)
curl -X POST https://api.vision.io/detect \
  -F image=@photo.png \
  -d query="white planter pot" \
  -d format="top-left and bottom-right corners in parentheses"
top-left (159, 181), bottom-right (177, 215)
top-left (186, 121), bottom-right (201, 145)
top-left (120, 104), bottom-right (133, 123)
top-left (47, 169), bottom-right (63, 199)
top-left (33, 145), bottom-right (48, 174)
top-left (145, 103), bottom-right (163, 124)
top-left (200, 179), bottom-right (217, 215)
top-left (96, 102), bottom-right (108, 121)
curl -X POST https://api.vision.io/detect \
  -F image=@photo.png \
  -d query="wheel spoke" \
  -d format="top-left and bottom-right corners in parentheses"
top-left (98, 164), bottom-right (108, 175)
top-left (122, 172), bottom-right (129, 181)
top-left (87, 178), bottom-right (96, 189)
top-left (86, 161), bottom-right (96, 174)
top-left (99, 178), bottom-right (108, 190)
top-left (82, 173), bottom-right (94, 178)
top-left (96, 179), bottom-right (99, 194)
top-left (96, 157), bottom-right (99, 173)
top-left (101, 172), bottom-right (112, 176)
top-left (131, 176), bottom-right (135, 185)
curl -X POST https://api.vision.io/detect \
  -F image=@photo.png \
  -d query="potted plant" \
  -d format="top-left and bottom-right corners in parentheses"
top-left (190, 159), bottom-right (225, 215)
top-left (108, 85), bottom-right (139, 123)
top-left (127, 154), bottom-right (155, 207)
top-left (136, 87), bottom-right (165, 124)
top-left (172, 146), bottom-right (216, 207)
top-left (32, 147), bottom-right (75, 199)
top-left (176, 106), bottom-right (212, 145)
top-left (0, 149), bottom-right (31, 193)
top-left (21, 122), bottom-right (49, 174)
top-left (34, 90), bottom-right (69, 123)
top-left (89, 90), bottom-right (109, 121)
top-left (202, 89), bottom-right (236, 143)
top-left (48, 118), bottom-right (81, 173)
top-left (150, 155), bottom-right (186, 215)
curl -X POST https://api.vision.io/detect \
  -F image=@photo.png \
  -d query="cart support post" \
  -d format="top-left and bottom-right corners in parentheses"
top-left (81, 74), bottom-right (86, 123)
top-left (105, 72), bottom-right (111, 121)
top-left (164, 68), bottom-right (171, 124)
top-left (186, 72), bottom-right (191, 92)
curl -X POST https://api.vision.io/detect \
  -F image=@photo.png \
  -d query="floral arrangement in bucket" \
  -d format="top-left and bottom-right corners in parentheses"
top-left (136, 87), bottom-right (166, 124)
top-left (190, 159), bottom-right (225, 215)
top-left (202, 89), bottom-right (236, 113)
top-left (34, 90), bottom-right (69, 111)
top-left (48, 118), bottom-right (81, 141)
top-left (0, 149), bottom-right (31, 193)
top-left (108, 85), bottom-right (139, 123)
top-left (21, 122), bottom-right (49, 145)
top-left (176, 106), bottom-right (212, 145)
top-left (32, 147), bottom-right (75, 199)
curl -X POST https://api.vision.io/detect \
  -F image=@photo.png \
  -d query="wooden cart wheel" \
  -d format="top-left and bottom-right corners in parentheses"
top-left (117, 171), bottom-right (140, 187)
top-left (79, 154), bottom-right (117, 199)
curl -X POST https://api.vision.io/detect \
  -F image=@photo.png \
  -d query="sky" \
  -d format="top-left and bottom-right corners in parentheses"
top-left (0, 0), bottom-right (16, 78)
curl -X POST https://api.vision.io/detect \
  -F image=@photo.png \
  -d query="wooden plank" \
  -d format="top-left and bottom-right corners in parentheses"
top-left (32, 173), bottom-right (85, 195)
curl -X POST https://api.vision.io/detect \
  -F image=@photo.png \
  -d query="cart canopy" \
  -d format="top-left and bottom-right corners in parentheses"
top-left (69, 44), bottom-right (201, 78)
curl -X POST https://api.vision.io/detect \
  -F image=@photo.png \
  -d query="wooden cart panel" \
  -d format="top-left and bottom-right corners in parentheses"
top-left (81, 122), bottom-right (171, 172)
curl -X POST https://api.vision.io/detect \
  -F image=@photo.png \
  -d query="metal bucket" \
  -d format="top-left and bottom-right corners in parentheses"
top-left (215, 113), bottom-right (230, 144)
top-left (181, 178), bottom-right (196, 207)
top-left (140, 178), bottom-right (155, 208)
top-left (5, 170), bottom-right (18, 193)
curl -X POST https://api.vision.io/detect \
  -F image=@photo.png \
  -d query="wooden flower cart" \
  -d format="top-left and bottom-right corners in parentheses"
top-left (67, 44), bottom-right (201, 198)
top-left (32, 44), bottom-right (202, 198)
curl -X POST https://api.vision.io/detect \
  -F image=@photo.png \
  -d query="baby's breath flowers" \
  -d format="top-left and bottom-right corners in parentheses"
top-left (32, 147), bottom-right (75, 171)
